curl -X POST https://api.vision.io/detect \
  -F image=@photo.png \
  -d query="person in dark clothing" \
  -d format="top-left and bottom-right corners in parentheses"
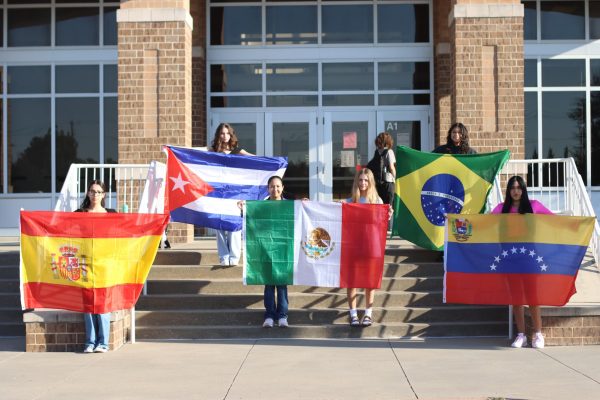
top-left (433, 123), bottom-right (476, 155)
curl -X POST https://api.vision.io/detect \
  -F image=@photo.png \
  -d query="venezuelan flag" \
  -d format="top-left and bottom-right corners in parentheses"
top-left (392, 146), bottom-right (509, 250)
top-left (20, 211), bottom-right (169, 313)
top-left (444, 213), bottom-right (595, 306)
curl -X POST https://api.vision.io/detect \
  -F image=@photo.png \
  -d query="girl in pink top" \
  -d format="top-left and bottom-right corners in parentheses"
top-left (492, 175), bottom-right (552, 349)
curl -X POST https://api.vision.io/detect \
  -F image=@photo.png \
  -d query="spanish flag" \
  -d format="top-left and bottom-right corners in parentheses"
top-left (20, 211), bottom-right (169, 313)
top-left (392, 146), bottom-right (509, 250)
top-left (444, 214), bottom-right (595, 306)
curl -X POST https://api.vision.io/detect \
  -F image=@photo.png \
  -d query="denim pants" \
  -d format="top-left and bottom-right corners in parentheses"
top-left (264, 285), bottom-right (288, 320)
top-left (84, 313), bottom-right (111, 347)
top-left (216, 229), bottom-right (241, 265)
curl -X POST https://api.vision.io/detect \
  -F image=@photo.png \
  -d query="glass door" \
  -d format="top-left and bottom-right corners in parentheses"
top-left (265, 112), bottom-right (317, 200)
top-left (377, 110), bottom-right (431, 152)
top-left (209, 113), bottom-right (264, 155)
top-left (324, 111), bottom-right (376, 201)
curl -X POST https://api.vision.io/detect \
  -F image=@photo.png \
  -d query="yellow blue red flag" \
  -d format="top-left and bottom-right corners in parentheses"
top-left (444, 213), bottom-right (595, 306)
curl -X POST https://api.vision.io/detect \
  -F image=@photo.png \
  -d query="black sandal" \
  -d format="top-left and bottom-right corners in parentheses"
top-left (349, 316), bottom-right (360, 327)
top-left (361, 315), bottom-right (373, 327)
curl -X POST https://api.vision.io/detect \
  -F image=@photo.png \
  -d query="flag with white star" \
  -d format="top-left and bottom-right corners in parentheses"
top-left (164, 146), bottom-right (287, 231)
top-left (444, 213), bottom-right (595, 306)
top-left (391, 146), bottom-right (509, 250)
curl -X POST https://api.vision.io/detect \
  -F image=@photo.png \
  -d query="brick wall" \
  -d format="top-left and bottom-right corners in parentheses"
top-left (523, 307), bottom-right (600, 346)
top-left (24, 310), bottom-right (131, 352)
top-left (117, 2), bottom-right (194, 242)
top-left (433, 1), bottom-right (453, 147)
top-left (191, 0), bottom-right (206, 148)
top-left (440, 2), bottom-right (524, 158)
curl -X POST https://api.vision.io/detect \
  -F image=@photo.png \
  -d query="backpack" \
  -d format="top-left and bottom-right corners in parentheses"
top-left (366, 149), bottom-right (388, 185)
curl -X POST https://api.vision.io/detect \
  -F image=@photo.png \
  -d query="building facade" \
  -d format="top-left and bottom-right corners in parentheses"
top-left (0, 0), bottom-right (599, 237)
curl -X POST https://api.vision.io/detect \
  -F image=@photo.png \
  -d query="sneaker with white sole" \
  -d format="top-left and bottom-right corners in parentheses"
top-left (262, 318), bottom-right (274, 328)
top-left (278, 318), bottom-right (288, 328)
top-left (94, 345), bottom-right (108, 353)
top-left (511, 333), bottom-right (528, 348)
top-left (83, 345), bottom-right (94, 353)
top-left (532, 332), bottom-right (545, 349)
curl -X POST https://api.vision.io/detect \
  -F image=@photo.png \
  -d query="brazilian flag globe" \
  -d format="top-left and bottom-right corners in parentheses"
top-left (392, 146), bottom-right (509, 250)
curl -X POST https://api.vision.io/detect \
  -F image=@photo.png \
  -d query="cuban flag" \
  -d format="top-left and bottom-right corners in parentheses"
top-left (164, 146), bottom-right (287, 231)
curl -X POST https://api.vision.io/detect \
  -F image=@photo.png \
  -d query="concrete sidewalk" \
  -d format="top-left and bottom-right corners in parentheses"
top-left (1, 337), bottom-right (599, 400)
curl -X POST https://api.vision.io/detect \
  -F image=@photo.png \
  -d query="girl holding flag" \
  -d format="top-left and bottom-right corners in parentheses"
top-left (211, 123), bottom-right (253, 266)
top-left (492, 175), bottom-right (552, 349)
top-left (345, 168), bottom-right (392, 327)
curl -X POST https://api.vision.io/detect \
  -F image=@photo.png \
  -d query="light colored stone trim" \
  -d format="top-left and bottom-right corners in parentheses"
top-left (436, 42), bottom-right (450, 55)
top-left (192, 46), bottom-right (204, 59)
top-left (117, 8), bottom-right (193, 30)
top-left (449, 4), bottom-right (524, 25)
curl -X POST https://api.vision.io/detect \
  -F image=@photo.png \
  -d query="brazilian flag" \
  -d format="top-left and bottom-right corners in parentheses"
top-left (392, 146), bottom-right (509, 250)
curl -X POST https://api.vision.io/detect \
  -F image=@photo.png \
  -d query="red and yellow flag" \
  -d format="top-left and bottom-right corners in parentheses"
top-left (20, 211), bottom-right (169, 313)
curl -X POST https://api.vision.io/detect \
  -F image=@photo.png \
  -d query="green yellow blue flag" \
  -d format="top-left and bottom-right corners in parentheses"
top-left (392, 146), bottom-right (509, 250)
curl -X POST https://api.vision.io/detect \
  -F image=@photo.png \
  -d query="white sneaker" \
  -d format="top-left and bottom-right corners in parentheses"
top-left (94, 345), bottom-right (108, 353)
top-left (532, 332), bottom-right (545, 349)
top-left (262, 318), bottom-right (274, 328)
top-left (83, 345), bottom-right (94, 353)
top-left (511, 333), bottom-right (528, 348)
top-left (278, 318), bottom-right (288, 328)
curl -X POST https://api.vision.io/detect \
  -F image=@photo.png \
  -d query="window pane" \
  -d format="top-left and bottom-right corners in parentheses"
top-left (56, 98), bottom-right (100, 189)
top-left (378, 62), bottom-right (429, 90)
top-left (104, 97), bottom-right (118, 164)
top-left (103, 7), bottom-right (118, 45)
top-left (210, 7), bottom-right (261, 45)
top-left (56, 65), bottom-right (99, 93)
top-left (0, 10), bottom-right (3, 48)
top-left (8, 98), bottom-right (51, 193)
top-left (56, 8), bottom-right (99, 46)
top-left (8, 0), bottom-right (50, 3)
top-left (322, 5), bottom-right (373, 44)
top-left (540, 1), bottom-right (584, 40)
top-left (210, 96), bottom-right (262, 108)
top-left (379, 94), bottom-right (429, 106)
top-left (592, 92), bottom-right (600, 185)
top-left (541, 59), bottom-right (585, 87)
top-left (0, 100), bottom-right (2, 192)
top-left (230, 123), bottom-right (256, 155)
top-left (378, 4), bottom-right (429, 43)
top-left (525, 59), bottom-right (537, 87)
top-left (273, 122), bottom-right (309, 199)
top-left (523, 1), bottom-right (537, 40)
top-left (8, 8), bottom-right (51, 47)
top-left (525, 92), bottom-right (538, 159)
top-left (266, 64), bottom-right (317, 92)
top-left (104, 64), bottom-right (117, 93)
top-left (211, 64), bottom-right (262, 92)
top-left (266, 6), bottom-right (317, 45)
top-left (332, 121), bottom-right (369, 199)
top-left (267, 95), bottom-right (318, 107)
top-left (7, 66), bottom-right (50, 94)
top-left (323, 63), bottom-right (374, 91)
top-left (591, 1), bottom-right (600, 39)
top-left (542, 92), bottom-right (586, 183)
top-left (323, 95), bottom-right (374, 106)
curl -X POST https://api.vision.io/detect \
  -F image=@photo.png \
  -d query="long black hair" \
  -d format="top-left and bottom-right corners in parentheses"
top-left (501, 175), bottom-right (533, 214)
top-left (446, 122), bottom-right (471, 154)
top-left (79, 180), bottom-right (107, 210)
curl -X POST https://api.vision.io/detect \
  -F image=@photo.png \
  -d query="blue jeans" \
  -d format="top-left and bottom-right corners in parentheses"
top-left (216, 229), bottom-right (241, 265)
top-left (264, 285), bottom-right (288, 320)
top-left (84, 313), bottom-right (111, 347)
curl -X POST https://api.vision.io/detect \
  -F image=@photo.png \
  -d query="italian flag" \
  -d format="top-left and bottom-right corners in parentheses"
top-left (243, 201), bottom-right (388, 288)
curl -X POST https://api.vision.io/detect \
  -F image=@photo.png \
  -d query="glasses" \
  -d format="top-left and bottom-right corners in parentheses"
top-left (89, 190), bottom-right (104, 195)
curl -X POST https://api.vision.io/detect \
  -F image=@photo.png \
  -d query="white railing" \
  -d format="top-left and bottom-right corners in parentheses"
top-left (488, 157), bottom-right (599, 266)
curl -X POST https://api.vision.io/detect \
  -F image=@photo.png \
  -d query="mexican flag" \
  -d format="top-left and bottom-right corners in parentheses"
top-left (243, 201), bottom-right (388, 288)
top-left (392, 146), bottom-right (509, 251)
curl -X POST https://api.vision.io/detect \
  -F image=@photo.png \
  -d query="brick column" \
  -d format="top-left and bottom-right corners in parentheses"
top-left (117, 0), bottom-right (193, 242)
top-left (191, 0), bottom-right (206, 148)
top-left (433, 1), bottom-right (453, 148)
top-left (448, 1), bottom-right (524, 159)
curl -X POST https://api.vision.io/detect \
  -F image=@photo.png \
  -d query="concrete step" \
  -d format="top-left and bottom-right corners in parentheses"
top-left (0, 322), bottom-right (25, 336)
top-left (134, 321), bottom-right (507, 340)
top-left (0, 308), bottom-right (24, 324)
top-left (153, 248), bottom-right (441, 266)
top-left (0, 279), bottom-right (19, 293)
top-left (147, 262), bottom-right (444, 280)
top-left (135, 306), bottom-right (507, 326)
top-left (145, 277), bottom-right (443, 295)
top-left (0, 293), bottom-right (20, 307)
top-left (0, 266), bottom-right (19, 279)
top-left (0, 252), bottom-right (18, 266)
top-left (136, 291), bottom-right (445, 310)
